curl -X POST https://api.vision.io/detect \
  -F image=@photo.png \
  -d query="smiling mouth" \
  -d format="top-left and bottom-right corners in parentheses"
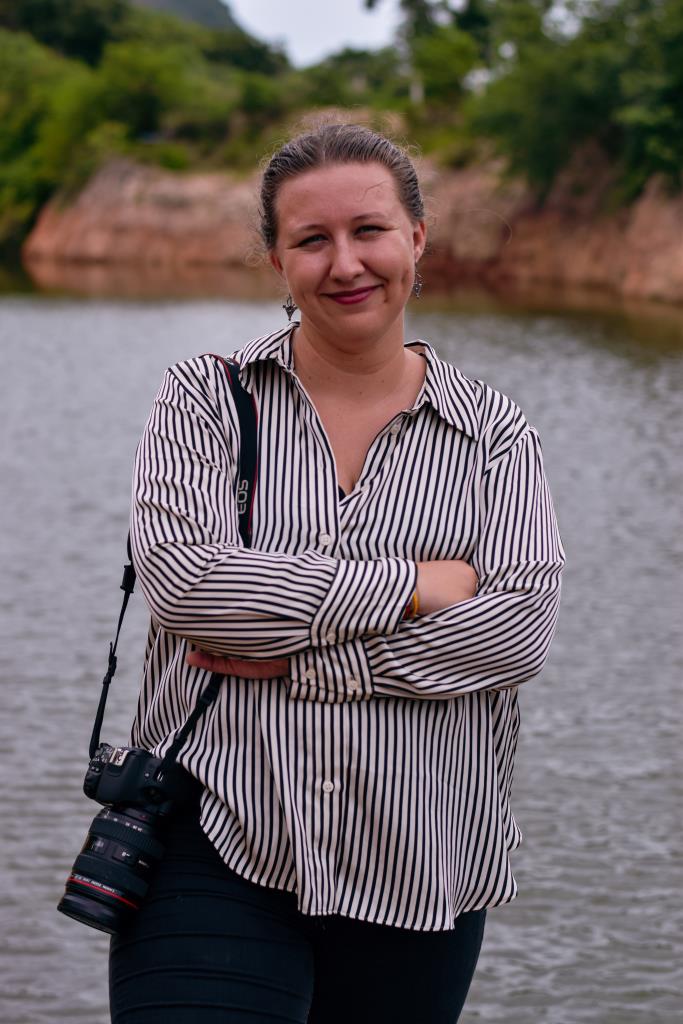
top-left (324, 285), bottom-right (381, 305)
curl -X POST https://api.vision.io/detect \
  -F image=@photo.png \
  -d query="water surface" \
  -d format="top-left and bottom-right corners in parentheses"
top-left (1, 293), bottom-right (681, 1022)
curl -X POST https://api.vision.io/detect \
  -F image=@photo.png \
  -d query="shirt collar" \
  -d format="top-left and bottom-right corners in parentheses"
top-left (406, 341), bottom-right (480, 439)
top-left (237, 326), bottom-right (479, 440)
top-left (238, 323), bottom-right (298, 373)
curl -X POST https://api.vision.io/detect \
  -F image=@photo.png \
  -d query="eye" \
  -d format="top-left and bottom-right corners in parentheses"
top-left (357, 224), bottom-right (384, 236)
top-left (297, 233), bottom-right (326, 247)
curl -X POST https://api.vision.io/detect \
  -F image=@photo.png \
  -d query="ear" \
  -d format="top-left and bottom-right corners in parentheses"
top-left (269, 250), bottom-right (285, 276)
top-left (412, 220), bottom-right (427, 263)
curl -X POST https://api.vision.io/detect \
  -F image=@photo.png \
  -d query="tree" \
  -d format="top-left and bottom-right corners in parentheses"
top-left (412, 25), bottom-right (479, 104)
top-left (364, 0), bottom-right (446, 41)
top-left (96, 41), bottom-right (190, 137)
top-left (614, 0), bottom-right (683, 193)
top-left (202, 30), bottom-right (289, 75)
top-left (0, 0), bottom-right (126, 65)
top-left (302, 47), bottom-right (405, 107)
top-left (467, 0), bottom-right (683, 196)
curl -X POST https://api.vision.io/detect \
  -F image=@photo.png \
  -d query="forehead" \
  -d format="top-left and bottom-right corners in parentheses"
top-left (275, 162), bottom-right (402, 226)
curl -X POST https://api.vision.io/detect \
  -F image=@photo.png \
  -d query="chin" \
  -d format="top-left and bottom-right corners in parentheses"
top-left (331, 312), bottom-right (404, 348)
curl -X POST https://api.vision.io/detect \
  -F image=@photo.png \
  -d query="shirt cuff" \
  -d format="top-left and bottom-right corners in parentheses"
top-left (289, 638), bottom-right (374, 704)
top-left (309, 556), bottom-right (416, 648)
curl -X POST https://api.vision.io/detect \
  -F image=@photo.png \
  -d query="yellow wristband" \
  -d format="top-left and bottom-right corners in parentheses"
top-left (403, 589), bottom-right (419, 620)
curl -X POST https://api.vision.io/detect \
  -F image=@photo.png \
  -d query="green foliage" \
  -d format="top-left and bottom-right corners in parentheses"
top-left (0, 30), bottom-right (60, 163)
top-left (412, 26), bottom-right (479, 105)
top-left (452, 0), bottom-right (496, 61)
top-left (202, 30), bottom-right (288, 75)
top-left (32, 66), bottom-right (108, 185)
top-left (0, 2), bottom-right (305, 246)
top-left (614, 0), bottom-right (683, 195)
top-left (0, 29), bottom-right (86, 245)
top-left (0, 0), bottom-right (127, 64)
top-left (468, 26), bottom-right (624, 191)
top-left (302, 48), bottom-right (406, 108)
top-left (464, 0), bottom-right (683, 198)
top-left (1, 0), bottom-right (682, 253)
top-left (115, 3), bottom-right (211, 50)
top-left (130, 0), bottom-right (236, 32)
top-left (364, 0), bottom-right (446, 41)
top-left (486, 0), bottom-right (548, 53)
top-left (96, 41), bottom-right (191, 137)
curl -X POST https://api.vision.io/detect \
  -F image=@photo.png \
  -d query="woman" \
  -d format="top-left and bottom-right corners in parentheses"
top-left (111, 124), bottom-right (564, 1023)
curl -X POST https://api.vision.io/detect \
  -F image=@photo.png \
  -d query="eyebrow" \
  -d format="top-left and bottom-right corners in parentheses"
top-left (292, 212), bottom-right (391, 232)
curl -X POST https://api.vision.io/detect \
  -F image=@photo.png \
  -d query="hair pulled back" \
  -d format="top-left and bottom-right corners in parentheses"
top-left (259, 123), bottom-right (424, 250)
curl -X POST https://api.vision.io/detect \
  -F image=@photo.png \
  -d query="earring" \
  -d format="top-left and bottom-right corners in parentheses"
top-left (282, 294), bottom-right (297, 321)
top-left (413, 267), bottom-right (424, 298)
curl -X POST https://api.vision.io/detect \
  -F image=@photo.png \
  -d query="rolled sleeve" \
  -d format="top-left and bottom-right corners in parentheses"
top-left (289, 637), bottom-right (374, 703)
top-left (310, 556), bottom-right (416, 646)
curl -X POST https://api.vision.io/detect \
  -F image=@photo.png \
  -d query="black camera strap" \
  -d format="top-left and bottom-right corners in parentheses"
top-left (89, 358), bottom-right (258, 761)
top-left (88, 535), bottom-right (137, 758)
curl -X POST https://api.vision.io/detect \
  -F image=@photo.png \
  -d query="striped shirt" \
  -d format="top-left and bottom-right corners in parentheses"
top-left (130, 324), bottom-right (565, 931)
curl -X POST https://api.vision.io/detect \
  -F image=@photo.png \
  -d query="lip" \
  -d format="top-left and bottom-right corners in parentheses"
top-left (324, 285), bottom-right (381, 305)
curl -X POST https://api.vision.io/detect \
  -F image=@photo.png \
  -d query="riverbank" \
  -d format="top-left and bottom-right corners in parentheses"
top-left (21, 154), bottom-right (683, 306)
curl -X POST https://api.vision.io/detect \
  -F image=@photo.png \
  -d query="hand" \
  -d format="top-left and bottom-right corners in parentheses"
top-left (186, 649), bottom-right (290, 679)
top-left (415, 559), bottom-right (479, 616)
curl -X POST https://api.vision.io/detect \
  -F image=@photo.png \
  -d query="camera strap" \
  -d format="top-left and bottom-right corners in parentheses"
top-left (88, 358), bottom-right (258, 760)
top-left (88, 536), bottom-right (137, 758)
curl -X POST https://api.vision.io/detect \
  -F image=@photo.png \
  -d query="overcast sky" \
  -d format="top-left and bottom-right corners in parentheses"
top-left (227, 0), bottom-right (401, 66)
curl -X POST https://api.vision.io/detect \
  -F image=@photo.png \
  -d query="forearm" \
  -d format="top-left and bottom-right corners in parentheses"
top-left (288, 562), bottom-right (563, 701)
top-left (133, 531), bottom-right (416, 657)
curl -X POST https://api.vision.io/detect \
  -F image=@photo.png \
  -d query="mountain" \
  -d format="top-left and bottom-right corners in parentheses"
top-left (130, 0), bottom-right (238, 31)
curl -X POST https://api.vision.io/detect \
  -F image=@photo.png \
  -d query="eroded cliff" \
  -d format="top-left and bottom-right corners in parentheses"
top-left (23, 156), bottom-right (683, 305)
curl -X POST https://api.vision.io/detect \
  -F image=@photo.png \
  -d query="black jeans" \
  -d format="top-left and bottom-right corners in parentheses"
top-left (110, 801), bottom-right (485, 1024)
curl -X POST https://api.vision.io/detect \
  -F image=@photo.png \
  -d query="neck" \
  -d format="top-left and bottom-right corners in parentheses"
top-left (292, 316), bottom-right (415, 402)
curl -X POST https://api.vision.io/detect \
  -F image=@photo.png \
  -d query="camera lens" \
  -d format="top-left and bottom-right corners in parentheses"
top-left (58, 806), bottom-right (165, 934)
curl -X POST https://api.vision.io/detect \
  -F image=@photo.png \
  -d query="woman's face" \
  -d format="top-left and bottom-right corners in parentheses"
top-left (269, 161), bottom-right (426, 351)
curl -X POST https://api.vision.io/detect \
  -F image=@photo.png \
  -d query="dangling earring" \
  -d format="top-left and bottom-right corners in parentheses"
top-left (282, 294), bottom-right (297, 321)
top-left (413, 267), bottom-right (424, 298)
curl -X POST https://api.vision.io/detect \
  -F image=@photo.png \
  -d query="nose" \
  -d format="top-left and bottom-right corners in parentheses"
top-left (329, 237), bottom-right (364, 281)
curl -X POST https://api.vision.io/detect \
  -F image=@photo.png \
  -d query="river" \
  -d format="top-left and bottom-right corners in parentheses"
top-left (1, 289), bottom-right (681, 1022)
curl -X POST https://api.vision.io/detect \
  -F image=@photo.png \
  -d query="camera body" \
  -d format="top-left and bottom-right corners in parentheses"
top-left (58, 743), bottom-right (196, 934)
top-left (83, 742), bottom-right (190, 813)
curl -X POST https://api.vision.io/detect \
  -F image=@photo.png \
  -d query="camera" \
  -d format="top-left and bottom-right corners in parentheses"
top-left (57, 743), bottom-right (195, 935)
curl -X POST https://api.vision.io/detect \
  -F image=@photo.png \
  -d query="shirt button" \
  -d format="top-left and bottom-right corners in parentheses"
top-left (325, 632), bottom-right (336, 644)
top-left (304, 668), bottom-right (316, 681)
top-left (348, 678), bottom-right (361, 692)
top-left (319, 532), bottom-right (333, 546)
top-left (389, 423), bottom-right (401, 437)
top-left (322, 780), bottom-right (335, 793)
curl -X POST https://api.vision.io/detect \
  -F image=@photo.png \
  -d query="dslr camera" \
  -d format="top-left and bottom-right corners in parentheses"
top-left (57, 742), bottom-right (195, 935)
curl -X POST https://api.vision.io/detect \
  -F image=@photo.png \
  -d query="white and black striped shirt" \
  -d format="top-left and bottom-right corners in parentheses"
top-left (130, 324), bottom-right (564, 931)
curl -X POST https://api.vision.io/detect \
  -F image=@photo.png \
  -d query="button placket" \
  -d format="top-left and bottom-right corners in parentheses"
top-left (294, 376), bottom-right (340, 545)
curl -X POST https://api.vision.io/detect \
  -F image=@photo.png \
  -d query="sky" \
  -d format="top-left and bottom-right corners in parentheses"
top-left (226, 0), bottom-right (401, 67)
